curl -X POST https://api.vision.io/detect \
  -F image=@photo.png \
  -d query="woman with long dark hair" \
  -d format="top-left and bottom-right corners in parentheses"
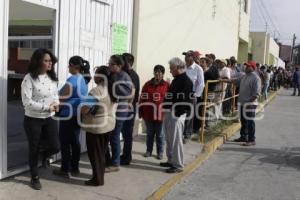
top-left (53, 56), bottom-right (91, 178)
top-left (81, 66), bottom-right (117, 186)
top-left (21, 48), bottom-right (60, 190)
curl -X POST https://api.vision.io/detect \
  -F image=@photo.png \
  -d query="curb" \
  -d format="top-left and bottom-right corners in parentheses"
top-left (146, 90), bottom-right (281, 200)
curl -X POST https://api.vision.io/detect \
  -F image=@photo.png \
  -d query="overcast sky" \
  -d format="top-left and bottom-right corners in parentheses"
top-left (250, 0), bottom-right (300, 45)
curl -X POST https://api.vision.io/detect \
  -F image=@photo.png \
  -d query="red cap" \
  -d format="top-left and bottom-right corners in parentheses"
top-left (194, 50), bottom-right (202, 57)
top-left (246, 60), bottom-right (257, 69)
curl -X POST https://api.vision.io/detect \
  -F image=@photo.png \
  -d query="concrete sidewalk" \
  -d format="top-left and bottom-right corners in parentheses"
top-left (0, 134), bottom-right (202, 200)
top-left (164, 89), bottom-right (300, 200)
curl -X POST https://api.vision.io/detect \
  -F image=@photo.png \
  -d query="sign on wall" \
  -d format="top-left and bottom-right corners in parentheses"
top-left (112, 23), bottom-right (128, 55)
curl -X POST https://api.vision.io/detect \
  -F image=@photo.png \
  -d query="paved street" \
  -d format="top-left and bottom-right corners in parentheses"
top-left (165, 89), bottom-right (300, 200)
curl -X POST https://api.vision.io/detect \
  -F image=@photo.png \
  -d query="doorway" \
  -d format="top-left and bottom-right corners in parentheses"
top-left (6, 0), bottom-right (57, 173)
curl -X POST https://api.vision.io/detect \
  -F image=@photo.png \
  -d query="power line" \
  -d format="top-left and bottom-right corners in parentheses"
top-left (253, 0), bottom-right (268, 31)
top-left (258, 0), bottom-right (281, 37)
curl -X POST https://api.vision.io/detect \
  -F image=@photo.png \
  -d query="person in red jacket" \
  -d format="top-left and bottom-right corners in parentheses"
top-left (139, 65), bottom-right (169, 160)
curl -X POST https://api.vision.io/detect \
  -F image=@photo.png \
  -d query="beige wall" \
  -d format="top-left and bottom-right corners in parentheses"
top-left (238, 0), bottom-right (251, 42)
top-left (133, 0), bottom-right (251, 85)
top-left (269, 37), bottom-right (280, 61)
top-left (250, 32), bottom-right (268, 64)
top-left (238, 40), bottom-right (248, 63)
top-left (250, 32), bottom-right (280, 65)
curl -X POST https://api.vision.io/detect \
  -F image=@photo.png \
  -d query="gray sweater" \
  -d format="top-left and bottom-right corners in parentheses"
top-left (238, 72), bottom-right (261, 105)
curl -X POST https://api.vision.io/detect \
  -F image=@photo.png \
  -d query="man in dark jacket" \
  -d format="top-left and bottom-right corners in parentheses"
top-left (292, 65), bottom-right (300, 96)
top-left (120, 53), bottom-right (140, 165)
top-left (160, 57), bottom-right (193, 173)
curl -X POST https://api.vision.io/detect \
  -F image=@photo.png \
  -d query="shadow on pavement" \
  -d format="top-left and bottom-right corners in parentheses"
top-left (219, 146), bottom-right (300, 170)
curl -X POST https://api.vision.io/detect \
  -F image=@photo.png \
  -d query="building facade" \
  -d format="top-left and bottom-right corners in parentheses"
top-left (132, 0), bottom-right (251, 84)
top-left (250, 31), bottom-right (284, 66)
top-left (279, 44), bottom-right (292, 64)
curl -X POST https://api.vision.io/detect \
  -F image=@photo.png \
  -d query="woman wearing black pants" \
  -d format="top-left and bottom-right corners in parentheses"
top-left (53, 56), bottom-right (90, 178)
top-left (21, 48), bottom-right (60, 190)
top-left (81, 66), bottom-right (117, 186)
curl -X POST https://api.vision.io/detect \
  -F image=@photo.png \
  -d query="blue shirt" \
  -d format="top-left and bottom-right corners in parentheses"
top-left (59, 74), bottom-right (88, 117)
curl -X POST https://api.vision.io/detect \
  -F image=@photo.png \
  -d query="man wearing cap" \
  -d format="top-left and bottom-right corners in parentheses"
top-left (182, 50), bottom-right (205, 143)
top-left (221, 60), bottom-right (261, 146)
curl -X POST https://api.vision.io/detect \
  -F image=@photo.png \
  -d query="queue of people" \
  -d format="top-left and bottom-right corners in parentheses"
top-left (23, 47), bottom-right (292, 190)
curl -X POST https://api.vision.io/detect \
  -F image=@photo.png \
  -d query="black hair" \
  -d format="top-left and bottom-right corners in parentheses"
top-left (122, 53), bottom-right (134, 66)
top-left (230, 56), bottom-right (237, 64)
top-left (28, 48), bottom-right (58, 81)
top-left (110, 54), bottom-right (125, 67)
top-left (94, 65), bottom-right (117, 103)
top-left (120, 53), bottom-right (134, 73)
top-left (200, 57), bottom-right (209, 64)
top-left (226, 59), bottom-right (231, 66)
top-left (69, 56), bottom-right (91, 84)
top-left (154, 65), bottom-right (165, 74)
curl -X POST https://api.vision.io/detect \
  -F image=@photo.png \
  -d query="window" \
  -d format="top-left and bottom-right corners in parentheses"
top-left (9, 39), bottom-right (53, 49)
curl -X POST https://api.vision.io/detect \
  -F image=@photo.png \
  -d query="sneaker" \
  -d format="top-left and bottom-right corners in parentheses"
top-left (183, 138), bottom-right (189, 144)
top-left (143, 152), bottom-right (152, 158)
top-left (53, 169), bottom-right (70, 178)
top-left (30, 177), bottom-right (42, 190)
top-left (156, 154), bottom-right (163, 160)
top-left (159, 162), bottom-right (173, 168)
top-left (233, 137), bottom-right (247, 142)
top-left (242, 141), bottom-right (256, 146)
top-left (166, 167), bottom-right (183, 174)
top-left (105, 166), bottom-right (120, 173)
top-left (191, 134), bottom-right (200, 141)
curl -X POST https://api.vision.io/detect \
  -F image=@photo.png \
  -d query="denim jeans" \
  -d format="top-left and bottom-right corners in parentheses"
top-left (106, 111), bottom-right (128, 166)
top-left (121, 112), bottom-right (136, 162)
top-left (183, 100), bottom-right (196, 138)
top-left (145, 120), bottom-right (164, 155)
top-left (193, 97), bottom-right (204, 133)
top-left (293, 83), bottom-right (300, 95)
top-left (59, 116), bottom-right (81, 172)
top-left (262, 83), bottom-right (269, 100)
top-left (239, 105), bottom-right (257, 142)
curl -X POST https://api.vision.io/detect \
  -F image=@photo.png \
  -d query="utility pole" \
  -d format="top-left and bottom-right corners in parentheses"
top-left (291, 34), bottom-right (296, 64)
top-left (265, 22), bottom-right (268, 33)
